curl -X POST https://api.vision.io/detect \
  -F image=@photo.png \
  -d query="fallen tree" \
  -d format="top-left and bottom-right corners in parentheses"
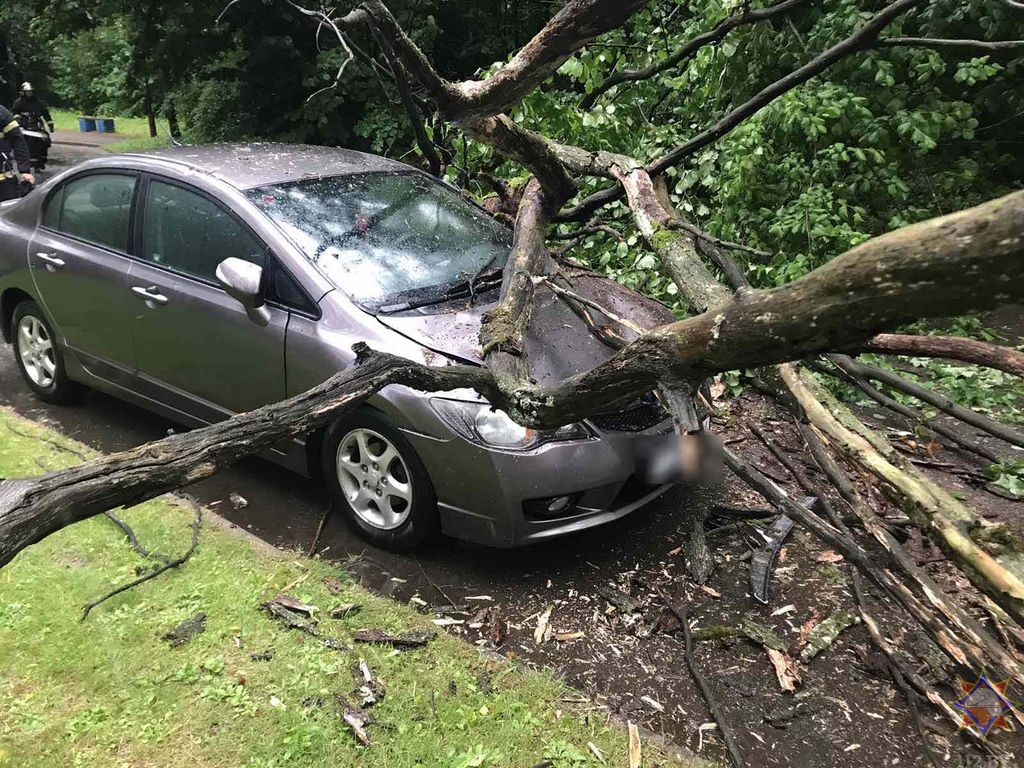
top-left (4, 1), bottom-right (1024, 761)
top-left (2, 190), bottom-right (1022, 569)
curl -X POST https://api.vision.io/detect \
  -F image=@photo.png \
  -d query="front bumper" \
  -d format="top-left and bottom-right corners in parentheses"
top-left (402, 414), bottom-right (675, 548)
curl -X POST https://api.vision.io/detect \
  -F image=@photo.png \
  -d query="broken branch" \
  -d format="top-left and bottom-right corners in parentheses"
top-left (82, 497), bottom-right (202, 620)
top-left (856, 333), bottom-right (1024, 378)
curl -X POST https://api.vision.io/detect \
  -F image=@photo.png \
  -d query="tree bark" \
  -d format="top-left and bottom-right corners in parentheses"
top-left (857, 333), bottom-right (1024, 378)
top-left (781, 364), bottom-right (1024, 624)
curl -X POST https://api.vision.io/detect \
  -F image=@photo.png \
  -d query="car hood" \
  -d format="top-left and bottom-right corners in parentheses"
top-left (376, 271), bottom-right (676, 387)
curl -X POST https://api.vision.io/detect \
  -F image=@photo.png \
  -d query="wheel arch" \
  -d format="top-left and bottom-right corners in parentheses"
top-left (304, 397), bottom-right (406, 481)
top-left (1, 287), bottom-right (35, 343)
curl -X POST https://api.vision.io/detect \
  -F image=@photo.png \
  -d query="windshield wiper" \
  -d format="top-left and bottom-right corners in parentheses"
top-left (466, 255), bottom-right (504, 305)
top-left (377, 270), bottom-right (504, 314)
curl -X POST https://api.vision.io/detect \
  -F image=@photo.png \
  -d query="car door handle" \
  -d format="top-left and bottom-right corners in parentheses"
top-left (131, 286), bottom-right (169, 305)
top-left (36, 252), bottom-right (65, 270)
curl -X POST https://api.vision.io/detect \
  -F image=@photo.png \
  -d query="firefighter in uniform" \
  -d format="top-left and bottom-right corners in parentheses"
top-left (13, 83), bottom-right (54, 132)
top-left (0, 104), bottom-right (34, 201)
top-left (13, 83), bottom-right (54, 170)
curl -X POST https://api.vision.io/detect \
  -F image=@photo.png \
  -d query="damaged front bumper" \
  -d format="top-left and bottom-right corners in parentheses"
top-left (403, 419), bottom-right (677, 548)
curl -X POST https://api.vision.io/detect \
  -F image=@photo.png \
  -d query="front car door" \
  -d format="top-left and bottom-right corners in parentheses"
top-left (127, 175), bottom-right (288, 423)
top-left (28, 171), bottom-right (138, 383)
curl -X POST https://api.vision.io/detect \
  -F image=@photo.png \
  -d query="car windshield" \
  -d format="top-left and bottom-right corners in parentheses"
top-left (246, 172), bottom-right (511, 312)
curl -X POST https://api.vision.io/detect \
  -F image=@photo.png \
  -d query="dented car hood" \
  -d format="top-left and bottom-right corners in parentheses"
top-left (375, 271), bottom-right (676, 387)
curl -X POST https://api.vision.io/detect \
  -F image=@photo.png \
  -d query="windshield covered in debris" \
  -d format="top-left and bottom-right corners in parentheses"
top-left (246, 172), bottom-right (511, 312)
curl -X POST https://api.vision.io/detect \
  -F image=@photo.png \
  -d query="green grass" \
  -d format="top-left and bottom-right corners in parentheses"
top-left (50, 108), bottom-right (174, 153)
top-left (51, 108), bottom-right (170, 139)
top-left (0, 408), bottom-right (705, 768)
top-left (105, 135), bottom-right (174, 153)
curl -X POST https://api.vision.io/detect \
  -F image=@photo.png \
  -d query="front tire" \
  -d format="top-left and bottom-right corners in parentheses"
top-left (321, 410), bottom-right (438, 551)
top-left (11, 300), bottom-right (82, 404)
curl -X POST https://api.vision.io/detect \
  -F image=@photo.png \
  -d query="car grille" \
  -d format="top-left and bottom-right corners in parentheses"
top-left (590, 395), bottom-right (669, 433)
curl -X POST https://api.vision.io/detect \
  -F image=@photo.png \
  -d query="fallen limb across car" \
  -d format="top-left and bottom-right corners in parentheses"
top-left (2, 190), bottom-right (1022, 574)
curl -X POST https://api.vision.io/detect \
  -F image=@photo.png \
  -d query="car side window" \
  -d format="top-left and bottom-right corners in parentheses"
top-left (142, 180), bottom-right (264, 282)
top-left (50, 174), bottom-right (135, 252)
top-left (41, 186), bottom-right (63, 230)
top-left (269, 261), bottom-right (315, 313)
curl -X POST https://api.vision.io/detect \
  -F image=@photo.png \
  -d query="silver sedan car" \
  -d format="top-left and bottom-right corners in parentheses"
top-left (0, 144), bottom-right (684, 549)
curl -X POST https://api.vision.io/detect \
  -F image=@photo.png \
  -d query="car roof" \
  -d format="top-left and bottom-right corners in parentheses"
top-left (124, 142), bottom-right (413, 190)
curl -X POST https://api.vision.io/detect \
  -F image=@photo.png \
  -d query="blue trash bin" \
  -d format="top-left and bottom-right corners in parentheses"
top-left (78, 117), bottom-right (97, 132)
top-left (96, 118), bottom-right (115, 133)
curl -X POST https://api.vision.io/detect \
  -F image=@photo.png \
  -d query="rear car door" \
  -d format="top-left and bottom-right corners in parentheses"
top-left (28, 171), bottom-right (137, 382)
top-left (127, 175), bottom-right (288, 422)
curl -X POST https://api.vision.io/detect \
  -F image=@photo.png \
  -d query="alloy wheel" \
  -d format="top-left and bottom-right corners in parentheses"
top-left (17, 315), bottom-right (56, 389)
top-left (336, 428), bottom-right (413, 530)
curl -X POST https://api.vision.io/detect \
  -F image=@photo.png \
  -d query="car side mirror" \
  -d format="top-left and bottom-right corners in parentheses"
top-left (216, 257), bottom-right (269, 326)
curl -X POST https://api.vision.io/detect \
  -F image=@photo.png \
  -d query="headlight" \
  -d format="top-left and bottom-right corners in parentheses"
top-left (429, 399), bottom-right (592, 452)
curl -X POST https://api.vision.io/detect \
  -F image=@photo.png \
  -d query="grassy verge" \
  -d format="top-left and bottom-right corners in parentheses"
top-left (50, 108), bottom-right (173, 153)
top-left (0, 407), bottom-right (704, 768)
top-left (104, 135), bottom-right (174, 153)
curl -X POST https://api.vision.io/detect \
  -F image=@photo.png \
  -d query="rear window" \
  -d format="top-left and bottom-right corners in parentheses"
top-left (46, 173), bottom-right (135, 252)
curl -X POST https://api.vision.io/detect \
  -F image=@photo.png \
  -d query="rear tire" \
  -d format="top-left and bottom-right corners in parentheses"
top-left (321, 409), bottom-right (438, 551)
top-left (11, 300), bottom-right (83, 404)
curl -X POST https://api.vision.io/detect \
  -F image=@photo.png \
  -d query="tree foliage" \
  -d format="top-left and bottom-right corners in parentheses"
top-left (8, 1), bottom-right (1020, 303)
top-left (497, 0), bottom-right (1024, 301)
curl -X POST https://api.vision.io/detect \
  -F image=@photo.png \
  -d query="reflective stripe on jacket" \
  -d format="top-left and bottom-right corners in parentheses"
top-left (0, 105), bottom-right (32, 175)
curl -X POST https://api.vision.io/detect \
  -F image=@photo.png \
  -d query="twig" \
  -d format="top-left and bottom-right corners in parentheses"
top-left (549, 223), bottom-right (625, 242)
top-left (308, 502), bottom-right (333, 557)
top-left (414, 556), bottom-right (460, 610)
top-left (104, 511), bottom-right (172, 564)
top-left (705, 520), bottom-right (750, 538)
top-left (81, 498), bottom-right (202, 620)
top-left (5, 422), bottom-right (88, 460)
top-left (286, 1), bottom-right (357, 102)
top-left (670, 218), bottom-right (771, 258)
top-left (541, 276), bottom-right (646, 335)
top-left (749, 423), bottom-right (816, 493)
top-left (548, 279), bottom-right (630, 351)
top-left (877, 37), bottom-right (1024, 52)
top-left (712, 504), bottom-right (774, 519)
top-left (652, 584), bottom-right (744, 768)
